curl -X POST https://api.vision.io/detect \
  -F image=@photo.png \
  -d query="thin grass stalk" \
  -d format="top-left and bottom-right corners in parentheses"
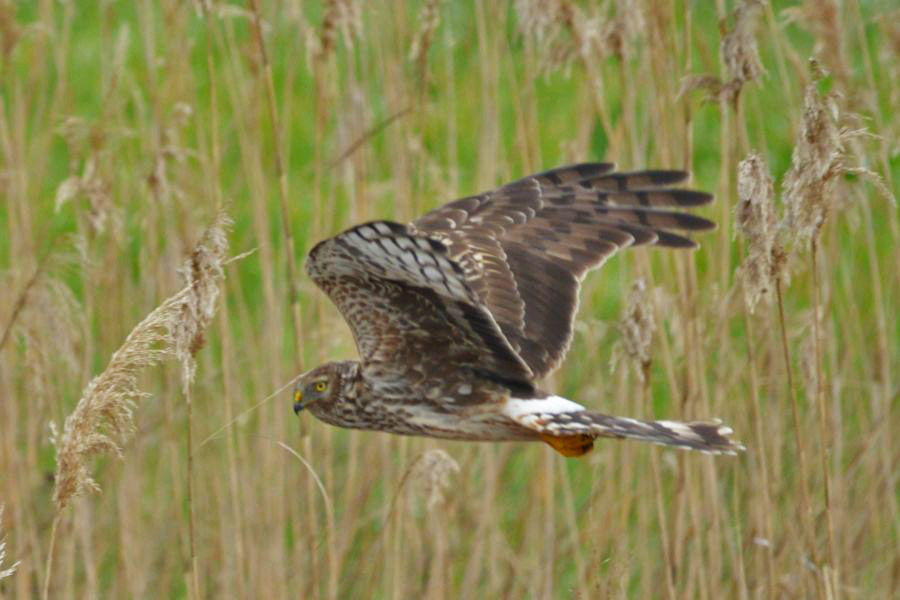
top-left (847, 1), bottom-right (898, 248)
top-left (742, 315), bottom-right (777, 599)
top-left (681, 459), bottom-right (705, 598)
top-left (200, 3), bottom-right (223, 211)
top-left (563, 4), bottom-right (616, 157)
top-left (308, 6), bottom-right (336, 591)
top-left (42, 514), bottom-right (60, 600)
top-left (683, 253), bottom-right (730, 591)
top-left (856, 188), bottom-right (894, 397)
top-left (186, 384), bottom-right (199, 599)
top-left (856, 187), bottom-right (900, 533)
top-left (716, 0), bottom-right (733, 292)
top-left (0, 237), bottom-right (56, 354)
top-left (644, 364), bottom-right (677, 600)
top-left (775, 278), bottom-right (823, 600)
top-left (362, 445), bottom-right (429, 596)
top-left (248, 3), bottom-right (328, 595)
top-left (180, 217), bottom-right (230, 597)
top-left (810, 238), bottom-right (839, 594)
top-left (196, 6), bottom-right (222, 593)
top-left (247, 0), bottom-right (303, 363)
top-left (541, 449), bottom-right (556, 597)
top-left (681, 0), bottom-right (693, 171)
top-left (217, 291), bottom-right (247, 597)
top-left (276, 440), bottom-right (337, 596)
top-left (557, 459), bottom-right (588, 591)
top-left (731, 467), bottom-right (750, 600)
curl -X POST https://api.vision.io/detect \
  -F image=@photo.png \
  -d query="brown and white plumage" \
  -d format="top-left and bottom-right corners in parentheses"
top-left (294, 163), bottom-right (743, 456)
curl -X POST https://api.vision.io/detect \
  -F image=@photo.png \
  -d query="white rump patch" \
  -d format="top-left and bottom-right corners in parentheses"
top-left (503, 395), bottom-right (585, 426)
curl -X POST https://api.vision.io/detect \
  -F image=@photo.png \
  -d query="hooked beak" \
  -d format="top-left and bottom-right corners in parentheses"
top-left (293, 390), bottom-right (305, 415)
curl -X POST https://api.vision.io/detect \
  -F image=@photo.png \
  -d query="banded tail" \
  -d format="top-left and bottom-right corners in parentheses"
top-left (504, 396), bottom-right (744, 457)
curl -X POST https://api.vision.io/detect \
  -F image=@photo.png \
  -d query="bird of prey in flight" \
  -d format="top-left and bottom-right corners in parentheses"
top-left (293, 163), bottom-right (742, 457)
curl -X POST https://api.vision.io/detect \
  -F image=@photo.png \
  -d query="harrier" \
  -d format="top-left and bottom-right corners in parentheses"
top-left (294, 163), bottom-right (743, 457)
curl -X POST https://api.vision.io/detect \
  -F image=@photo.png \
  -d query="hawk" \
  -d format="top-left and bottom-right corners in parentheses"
top-left (294, 163), bottom-right (743, 457)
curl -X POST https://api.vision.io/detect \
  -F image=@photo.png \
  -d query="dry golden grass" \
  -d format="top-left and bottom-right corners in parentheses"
top-left (0, 1), bottom-right (897, 598)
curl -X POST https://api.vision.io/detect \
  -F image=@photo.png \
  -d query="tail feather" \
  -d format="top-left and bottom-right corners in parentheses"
top-left (505, 397), bottom-right (743, 456)
top-left (578, 413), bottom-right (744, 455)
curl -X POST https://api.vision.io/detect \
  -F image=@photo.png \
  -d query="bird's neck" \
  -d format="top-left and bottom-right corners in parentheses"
top-left (340, 361), bottom-right (365, 401)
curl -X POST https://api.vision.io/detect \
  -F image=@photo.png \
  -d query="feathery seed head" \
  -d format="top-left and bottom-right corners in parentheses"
top-left (779, 62), bottom-right (894, 254)
top-left (0, 505), bottom-right (20, 581)
top-left (679, 0), bottom-right (764, 106)
top-left (597, 0), bottom-right (644, 61)
top-left (410, 449), bottom-right (460, 510)
top-left (50, 214), bottom-right (230, 511)
top-left (782, 0), bottom-right (849, 84)
top-left (409, 0), bottom-right (444, 64)
top-left (174, 212), bottom-right (231, 392)
top-left (721, 0), bottom-right (765, 103)
top-left (313, 0), bottom-right (360, 63)
top-left (515, 0), bottom-right (643, 74)
top-left (0, 2), bottom-right (21, 59)
top-left (618, 278), bottom-right (655, 381)
top-left (735, 152), bottom-right (783, 312)
top-left (781, 72), bottom-right (844, 247)
top-left (14, 264), bottom-right (82, 403)
top-left (514, 0), bottom-right (560, 46)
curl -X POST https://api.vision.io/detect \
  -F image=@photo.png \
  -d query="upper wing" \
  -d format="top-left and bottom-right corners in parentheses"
top-left (411, 163), bottom-right (715, 379)
top-left (305, 220), bottom-right (534, 391)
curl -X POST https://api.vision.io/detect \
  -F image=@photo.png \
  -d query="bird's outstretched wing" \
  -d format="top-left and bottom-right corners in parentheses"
top-left (306, 220), bottom-right (534, 392)
top-left (412, 163), bottom-right (715, 379)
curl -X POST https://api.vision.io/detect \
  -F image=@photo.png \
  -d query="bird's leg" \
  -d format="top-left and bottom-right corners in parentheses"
top-left (540, 433), bottom-right (595, 457)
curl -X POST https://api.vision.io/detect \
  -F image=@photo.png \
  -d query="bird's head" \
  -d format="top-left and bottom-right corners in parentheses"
top-left (293, 364), bottom-right (339, 415)
top-left (292, 361), bottom-right (359, 420)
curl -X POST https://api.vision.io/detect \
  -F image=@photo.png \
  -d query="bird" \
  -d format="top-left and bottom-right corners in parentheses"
top-left (293, 163), bottom-right (743, 457)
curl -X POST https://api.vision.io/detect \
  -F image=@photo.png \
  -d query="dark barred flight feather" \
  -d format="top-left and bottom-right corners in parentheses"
top-left (412, 162), bottom-right (715, 377)
top-left (306, 220), bottom-right (534, 386)
top-left (298, 163), bottom-right (744, 457)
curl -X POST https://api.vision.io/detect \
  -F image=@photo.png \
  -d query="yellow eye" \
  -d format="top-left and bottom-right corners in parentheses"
top-left (314, 381), bottom-right (327, 393)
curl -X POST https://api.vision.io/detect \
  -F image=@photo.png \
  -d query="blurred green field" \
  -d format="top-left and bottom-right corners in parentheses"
top-left (1, 1), bottom-right (897, 598)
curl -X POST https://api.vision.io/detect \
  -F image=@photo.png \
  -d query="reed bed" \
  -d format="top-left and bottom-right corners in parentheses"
top-left (0, 1), bottom-right (896, 598)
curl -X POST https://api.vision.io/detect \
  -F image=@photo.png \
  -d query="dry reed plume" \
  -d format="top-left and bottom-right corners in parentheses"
top-left (48, 214), bottom-right (229, 511)
top-left (409, 0), bottom-right (444, 64)
top-left (0, 506), bottom-right (19, 581)
top-left (720, 0), bottom-right (765, 103)
top-left (782, 65), bottom-right (892, 250)
top-left (615, 277), bottom-right (655, 381)
top-left (680, 0), bottom-right (764, 105)
top-left (49, 288), bottom-right (183, 507)
top-left (409, 0), bottom-right (444, 86)
top-left (176, 213), bottom-right (231, 391)
top-left (311, 0), bottom-right (360, 63)
top-left (409, 449), bottom-right (460, 511)
top-left (43, 214), bottom-right (229, 597)
top-left (516, 0), bottom-right (643, 76)
top-left (735, 152), bottom-right (782, 313)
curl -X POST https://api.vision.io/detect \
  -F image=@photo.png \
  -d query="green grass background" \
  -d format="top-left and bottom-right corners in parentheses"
top-left (1, 1), bottom-right (897, 598)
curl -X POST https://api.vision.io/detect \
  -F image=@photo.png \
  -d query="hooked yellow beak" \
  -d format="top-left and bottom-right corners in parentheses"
top-left (293, 390), bottom-right (304, 415)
